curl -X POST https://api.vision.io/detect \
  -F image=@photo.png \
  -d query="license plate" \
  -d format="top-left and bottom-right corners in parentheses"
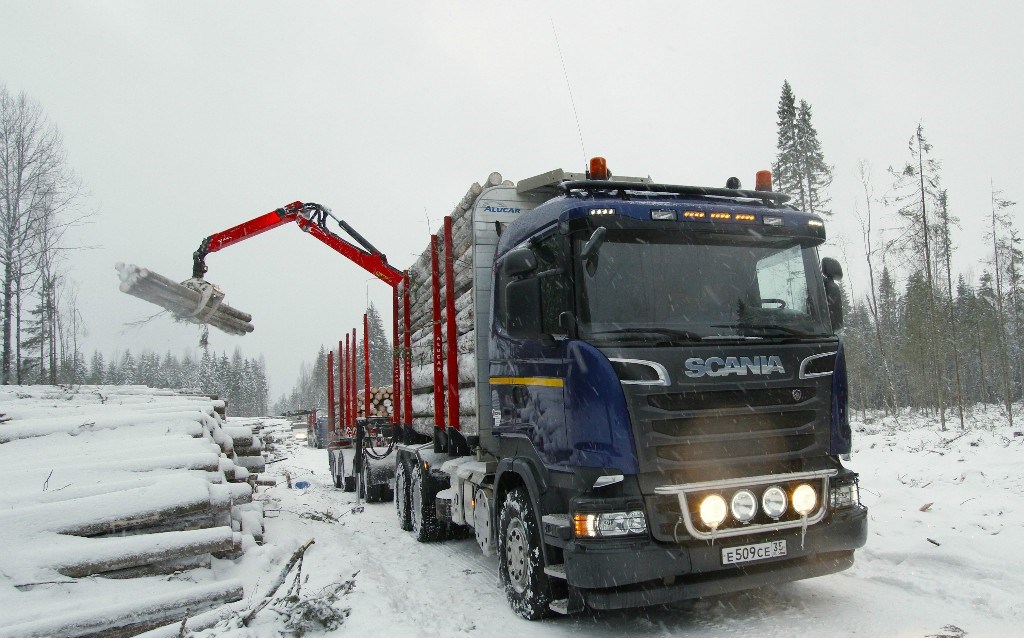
top-left (721, 540), bottom-right (787, 565)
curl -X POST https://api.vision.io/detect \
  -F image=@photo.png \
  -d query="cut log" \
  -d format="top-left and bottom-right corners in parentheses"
top-left (0, 579), bottom-right (243, 638)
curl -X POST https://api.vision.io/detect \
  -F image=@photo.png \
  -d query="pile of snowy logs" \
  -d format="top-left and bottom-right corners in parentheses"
top-left (401, 172), bottom-right (503, 436)
top-left (115, 263), bottom-right (255, 336)
top-left (360, 386), bottom-right (394, 418)
top-left (0, 385), bottom-right (266, 638)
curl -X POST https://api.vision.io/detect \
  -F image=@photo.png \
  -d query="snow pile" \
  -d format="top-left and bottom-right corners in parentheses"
top-left (0, 385), bottom-right (268, 638)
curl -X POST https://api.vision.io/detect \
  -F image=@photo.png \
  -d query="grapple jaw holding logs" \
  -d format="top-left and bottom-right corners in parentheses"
top-left (117, 200), bottom-right (404, 337)
top-left (116, 263), bottom-right (255, 336)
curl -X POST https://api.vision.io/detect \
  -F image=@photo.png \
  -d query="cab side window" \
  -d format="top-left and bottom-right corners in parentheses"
top-left (534, 234), bottom-right (571, 335)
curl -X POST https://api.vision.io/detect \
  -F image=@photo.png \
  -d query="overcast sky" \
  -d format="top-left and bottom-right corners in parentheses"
top-left (2, 1), bottom-right (1021, 399)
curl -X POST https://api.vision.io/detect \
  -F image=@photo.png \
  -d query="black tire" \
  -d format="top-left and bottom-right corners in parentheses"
top-left (395, 460), bottom-right (412, 531)
top-left (343, 475), bottom-right (356, 492)
top-left (410, 462), bottom-right (441, 542)
top-left (497, 487), bottom-right (553, 620)
top-left (361, 458), bottom-right (379, 503)
top-left (331, 451), bottom-right (344, 489)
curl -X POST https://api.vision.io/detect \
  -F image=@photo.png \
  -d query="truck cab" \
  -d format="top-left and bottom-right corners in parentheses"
top-left (393, 162), bottom-right (866, 618)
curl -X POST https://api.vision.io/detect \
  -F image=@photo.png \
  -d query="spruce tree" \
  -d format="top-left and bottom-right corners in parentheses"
top-left (773, 81), bottom-right (803, 205)
top-left (797, 100), bottom-right (833, 216)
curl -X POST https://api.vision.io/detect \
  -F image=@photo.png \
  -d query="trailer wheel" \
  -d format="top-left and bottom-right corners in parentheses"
top-left (330, 451), bottom-right (344, 489)
top-left (497, 487), bottom-right (553, 620)
top-left (395, 461), bottom-right (412, 531)
top-left (410, 462), bottom-right (441, 542)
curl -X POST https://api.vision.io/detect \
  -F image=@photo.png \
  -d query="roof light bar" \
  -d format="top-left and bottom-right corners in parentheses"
top-left (589, 208), bottom-right (615, 216)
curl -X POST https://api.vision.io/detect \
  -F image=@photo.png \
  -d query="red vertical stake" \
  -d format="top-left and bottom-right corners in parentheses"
top-left (392, 285), bottom-right (401, 426)
top-left (364, 313), bottom-right (371, 419)
top-left (342, 339), bottom-right (350, 430)
top-left (344, 334), bottom-right (350, 428)
top-left (403, 271), bottom-right (413, 430)
top-left (430, 235), bottom-right (445, 432)
top-left (443, 216), bottom-right (460, 431)
top-left (326, 350), bottom-right (336, 437)
top-left (351, 328), bottom-right (358, 420)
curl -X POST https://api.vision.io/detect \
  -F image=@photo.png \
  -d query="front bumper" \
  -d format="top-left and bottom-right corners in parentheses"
top-left (562, 505), bottom-right (867, 610)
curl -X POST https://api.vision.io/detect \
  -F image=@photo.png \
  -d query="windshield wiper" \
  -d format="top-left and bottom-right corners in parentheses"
top-left (588, 327), bottom-right (707, 343)
top-left (711, 323), bottom-right (830, 339)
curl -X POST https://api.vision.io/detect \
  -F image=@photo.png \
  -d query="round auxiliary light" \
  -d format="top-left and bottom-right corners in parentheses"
top-left (762, 486), bottom-right (788, 519)
top-left (730, 489), bottom-right (758, 523)
top-left (792, 483), bottom-right (818, 516)
top-left (699, 494), bottom-right (728, 529)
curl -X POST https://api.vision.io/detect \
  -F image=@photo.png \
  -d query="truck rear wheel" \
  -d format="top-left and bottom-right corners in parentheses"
top-left (497, 487), bottom-right (553, 620)
top-left (395, 460), bottom-right (412, 531)
top-left (330, 451), bottom-right (344, 489)
top-left (410, 462), bottom-right (441, 542)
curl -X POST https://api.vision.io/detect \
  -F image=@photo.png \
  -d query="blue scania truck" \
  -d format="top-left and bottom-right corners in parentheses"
top-left (392, 159), bottom-right (867, 618)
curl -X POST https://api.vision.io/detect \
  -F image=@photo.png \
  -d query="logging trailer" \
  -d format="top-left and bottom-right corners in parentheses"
top-left (119, 157), bottom-right (867, 619)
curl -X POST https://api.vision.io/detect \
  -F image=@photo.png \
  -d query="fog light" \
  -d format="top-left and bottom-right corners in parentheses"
top-left (699, 494), bottom-right (728, 528)
top-left (792, 483), bottom-right (817, 516)
top-left (762, 486), bottom-right (787, 519)
top-left (730, 489), bottom-right (758, 523)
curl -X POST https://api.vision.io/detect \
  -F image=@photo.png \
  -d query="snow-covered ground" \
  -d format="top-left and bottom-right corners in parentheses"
top-left (4, 396), bottom-right (1020, 637)
top-left (203, 407), bottom-right (1023, 638)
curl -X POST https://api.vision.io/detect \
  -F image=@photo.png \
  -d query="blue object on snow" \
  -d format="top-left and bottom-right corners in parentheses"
top-left (294, 481), bottom-right (310, 489)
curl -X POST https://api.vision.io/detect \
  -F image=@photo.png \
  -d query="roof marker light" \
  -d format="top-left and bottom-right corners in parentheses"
top-left (735, 214), bottom-right (756, 222)
top-left (710, 212), bottom-right (731, 220)
top-left (589, 157), bottom-right (609, 180)
top-left (755, 170), bottom-right (773, 192)
top-left (683, 211), bottom-right (707, 220)
top-left (589, 208), bottom-right (615, 216)
top-left (808, 219), bottom-right (824, 228)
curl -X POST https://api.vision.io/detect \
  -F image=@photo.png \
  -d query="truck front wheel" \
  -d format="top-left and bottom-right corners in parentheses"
top-left (497, 487), bottom-right (553, 620)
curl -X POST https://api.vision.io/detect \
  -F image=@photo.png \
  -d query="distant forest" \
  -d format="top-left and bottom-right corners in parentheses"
top-left (82, 348), bottom-right (270, 417)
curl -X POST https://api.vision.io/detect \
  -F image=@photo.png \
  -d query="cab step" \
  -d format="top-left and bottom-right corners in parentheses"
top-left (548, 587), bottom-right (585, 616)
top-left (543, 563), bottom-right (566, 579)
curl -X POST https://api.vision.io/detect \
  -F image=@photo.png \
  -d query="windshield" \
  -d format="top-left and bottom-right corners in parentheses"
top-left (577, 229), bottom-right (832, 342)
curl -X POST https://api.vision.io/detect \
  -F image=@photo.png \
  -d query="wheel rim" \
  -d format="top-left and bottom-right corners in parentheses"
top-left (504, 517), bottom-right (529, 594)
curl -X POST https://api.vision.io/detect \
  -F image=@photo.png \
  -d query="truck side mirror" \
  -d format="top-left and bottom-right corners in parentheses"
top-left (824, 277), bottom-right (844, 330)
top-left (821, 257), bottom-right (843, 281)
top-left (581, 227), bottom-right (607, 277)
top-left (505, 278), bottom-right (542, 339)
top-left (503, 247), bottom-right (538, 277)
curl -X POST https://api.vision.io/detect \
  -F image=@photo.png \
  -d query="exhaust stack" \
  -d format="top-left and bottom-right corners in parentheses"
top-left (116, 263), bottom-right (254, 336)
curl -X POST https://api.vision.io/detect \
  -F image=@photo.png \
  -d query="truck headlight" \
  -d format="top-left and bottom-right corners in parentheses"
top-left (699, 494), bottom-right (728, 528)
top-left (761, 486), bottom-right (788, 519)
top-left (730, 489), bottom-right (758, 523)
top-left (830, 480), bottom-right (861, 509)
top-left (792, 483), bottom-right (817, 516)
top-left (573, 510), bottom-right (647, 538)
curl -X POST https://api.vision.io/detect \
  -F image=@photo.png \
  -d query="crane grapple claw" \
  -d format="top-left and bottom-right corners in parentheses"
top-left (115, 262), bottom-right (254, 336)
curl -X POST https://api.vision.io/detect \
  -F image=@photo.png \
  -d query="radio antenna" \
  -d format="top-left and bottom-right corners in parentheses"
top-left (550, 18), bottom-right (587, 167)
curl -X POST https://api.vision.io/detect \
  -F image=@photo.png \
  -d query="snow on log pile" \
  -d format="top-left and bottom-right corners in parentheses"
top-left (401, 172), bottom-right (502, 436)
top-left (0, 385), bottom-right (267, 638)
